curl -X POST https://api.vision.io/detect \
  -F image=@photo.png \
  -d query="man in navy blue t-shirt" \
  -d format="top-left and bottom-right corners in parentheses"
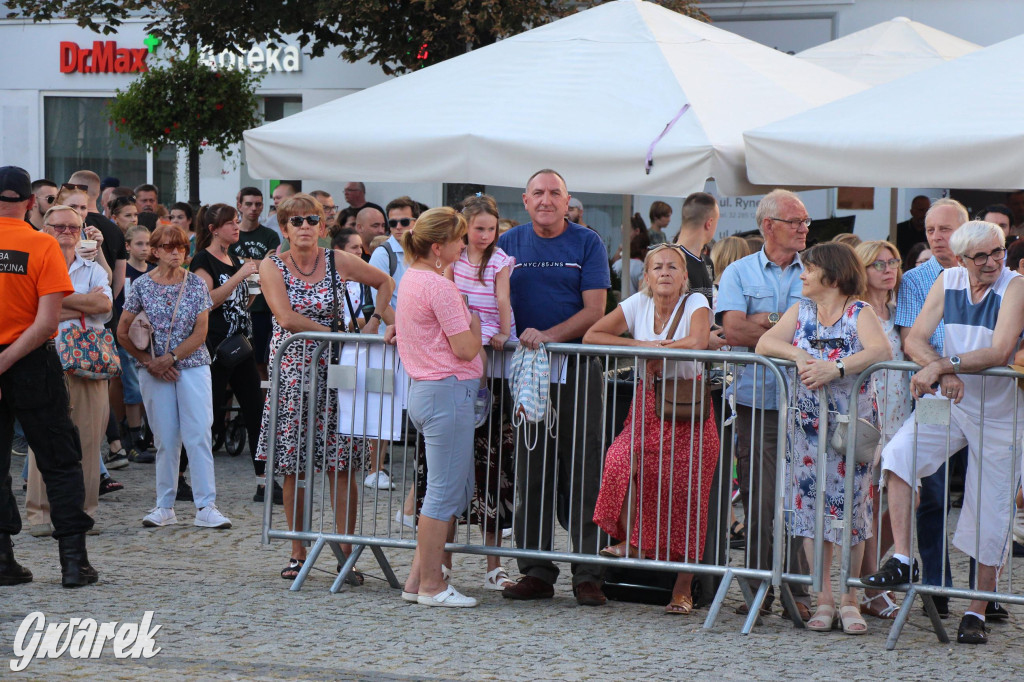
top-left (498, 169), bottom-right (610, 606)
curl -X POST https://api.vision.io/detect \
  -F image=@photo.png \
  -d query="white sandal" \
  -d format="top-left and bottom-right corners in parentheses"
top-left (417, 585), bottom-right (478, 608)
top-left (860, 591), bottom-right (899, 619)
top-left (484, 566), bottom-right (514, 591)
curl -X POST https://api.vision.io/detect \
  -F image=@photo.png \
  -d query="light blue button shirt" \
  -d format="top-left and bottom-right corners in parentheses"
top-left (715, 248), bottom-right (805, 410)
top-left (893, 256), bottom-right (944, 355)
top-left (368, 235), bottom-right (408, 315)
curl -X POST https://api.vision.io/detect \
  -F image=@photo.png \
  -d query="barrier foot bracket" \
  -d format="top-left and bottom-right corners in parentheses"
top-left (885, 585), bottom-right (915, 650)
top-left (330, 543), bottom-right (366, 594)
top-left (741, 579), bottom-right (770, 634)
top-left (702, 569), bottom-right (733, 630)
top-left (920, 592), bottom-right (950, 644)
top-left (370, 545), bottom-right (402, 589)
top-left (290, 536), bottom-right (326, 592)
top-left (777, 583), bottom-right (806, 629)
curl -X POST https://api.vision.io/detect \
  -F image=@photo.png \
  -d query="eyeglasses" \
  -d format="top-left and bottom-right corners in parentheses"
top-left (288, 215), bottom-right (321, 227)
top-left (157, 243), bottom-right (187, 252)
top-left (388, 217), bottom-right (413, 229)
top-left (61, 183), bottom-right (89, 192)
top-left (770, 217), bottom-right (812, 228)
top-left (46, 223), bottom-right (80, 233)
top-left (809, 337), bottom-right (843, 350)
top-left (868, 258), bottom-right (901, 272)
top-left (323, 205), bottom-right (337, 213)
top-left (965, 247), bottom-right (1006, 266)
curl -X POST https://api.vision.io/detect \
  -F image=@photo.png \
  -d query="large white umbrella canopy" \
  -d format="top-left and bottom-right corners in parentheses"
top-left (797, 16), bottom-right (980, 86)
top-left (244, 0), bottom-right (864, 197)
top-left (745, 33), bottom-right (1024, 189)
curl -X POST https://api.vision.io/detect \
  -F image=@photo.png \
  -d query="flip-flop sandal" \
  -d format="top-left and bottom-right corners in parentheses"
top-left (281, 558), bottom-right (304, 580)
top-left (336, 564), bottom-right (364, 586)
top-left (665, 594), bottom-right (694, 615)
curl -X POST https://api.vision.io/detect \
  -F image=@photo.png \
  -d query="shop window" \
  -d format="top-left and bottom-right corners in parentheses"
top-left (44, 96), bottom-right (176, 197)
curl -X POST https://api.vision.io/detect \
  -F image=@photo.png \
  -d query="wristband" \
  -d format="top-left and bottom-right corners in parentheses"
top-left (371, 313), bottom-right (383, 322)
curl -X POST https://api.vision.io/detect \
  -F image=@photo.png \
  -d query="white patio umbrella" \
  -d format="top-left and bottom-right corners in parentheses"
top-left (244, 0), bottom-right (864, 197)
top-left (797, 16), bottom-right (980, 86)
top-left (745, 33), bottom-right (1024, 189)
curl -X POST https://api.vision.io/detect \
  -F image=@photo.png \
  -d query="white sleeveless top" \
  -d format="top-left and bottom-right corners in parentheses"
top-left (943, 266), bottom-right (1023, 421)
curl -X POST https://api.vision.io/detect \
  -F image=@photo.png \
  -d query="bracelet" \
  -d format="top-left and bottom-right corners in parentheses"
top-left (371, 313), bottom-right (383, 322)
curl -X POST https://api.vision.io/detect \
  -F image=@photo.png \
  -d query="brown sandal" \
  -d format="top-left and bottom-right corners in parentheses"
top-left (599, 542), bottom-right (645, 559)
top-left (665, 594), bottom-right (693, 615)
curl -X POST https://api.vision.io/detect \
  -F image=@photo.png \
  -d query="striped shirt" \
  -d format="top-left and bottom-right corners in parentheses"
top-left (452, 248), bottom-right (517, 343)
top-left (943, 266), bottom-right (1022, 421)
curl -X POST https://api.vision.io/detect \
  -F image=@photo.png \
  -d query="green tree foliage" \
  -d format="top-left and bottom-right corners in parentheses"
top-left (8, 1), bottom-right (706, 75)
top-left (107, 51), bottom-right (261, 157)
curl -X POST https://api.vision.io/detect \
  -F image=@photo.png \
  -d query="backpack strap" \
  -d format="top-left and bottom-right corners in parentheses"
top-left (382, 242), bottom-right (397, 276)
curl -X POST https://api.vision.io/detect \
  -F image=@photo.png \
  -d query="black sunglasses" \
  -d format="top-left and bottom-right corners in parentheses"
top-left (809, 337), bottom-right (844, 350)
top-left (61, 182), bottom-right (89, 192)
top-left (388, 217), bottom-right (413, 228)
top-left (288, 215), bottom-right (321, 227)
top-left (110, 195), bottom-right (136, 210)
top-left (43, 194), bottom-right (56, 205)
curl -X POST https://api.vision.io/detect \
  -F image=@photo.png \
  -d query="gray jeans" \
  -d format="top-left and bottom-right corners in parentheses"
top-left (513, 357), bottom-right (606, 587)
top-left (408, 377), bottom-right (477, 521)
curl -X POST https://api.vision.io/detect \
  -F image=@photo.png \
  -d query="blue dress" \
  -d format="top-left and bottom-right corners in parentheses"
top-left (787, 298), bottom-right (873, 546)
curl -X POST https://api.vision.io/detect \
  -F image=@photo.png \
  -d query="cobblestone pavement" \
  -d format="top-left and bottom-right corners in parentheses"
top-left (2, 449), bottom-right (1023, 680)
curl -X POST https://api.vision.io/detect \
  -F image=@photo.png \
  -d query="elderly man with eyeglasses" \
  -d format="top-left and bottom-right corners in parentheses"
top-left (715, 188), bottom-right (813, 620)
top-left (864, 220), bottom-right (1024, 645)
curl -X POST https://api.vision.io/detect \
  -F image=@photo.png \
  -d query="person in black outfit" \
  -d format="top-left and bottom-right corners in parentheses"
top-left (0, 165), bottom-right (98, 588)
top-left (895, 194), bottom-right (931, 260)
top-left (190, 204), bottom-right (280, 504)
top-left (674, 192), bottom-right (727, 350)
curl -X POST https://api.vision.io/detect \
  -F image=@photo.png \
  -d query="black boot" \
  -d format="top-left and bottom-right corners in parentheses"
top-left (0, 533), bottom-right (33, 586)
top-left (58, 534), bottom-right (98, 588)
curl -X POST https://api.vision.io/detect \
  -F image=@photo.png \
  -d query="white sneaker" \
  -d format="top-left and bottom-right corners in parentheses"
top-left (194, 505), bottom-right (232, 529)
top-left (142, 507), bottom-right (177, 527)
top-left (395, 509), bottom-right (416, 528)
top-left (364, 470), bottom-right (396, 490)
top-left (417, 585), bottom-right (478, 608)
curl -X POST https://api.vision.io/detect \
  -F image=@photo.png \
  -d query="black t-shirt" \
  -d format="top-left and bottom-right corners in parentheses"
top-left (230, 225), bottom-right (281, 314)
top-left (681, 245), bottom-right (715, 305)
top-left (86, 212), bottom-right (127, 269)
top-left (189, 249), bottom-right (252, 347)
top-left (896, 219), bottom-right (927, 260)
top-left (116, 260), bottom-right (156, 313)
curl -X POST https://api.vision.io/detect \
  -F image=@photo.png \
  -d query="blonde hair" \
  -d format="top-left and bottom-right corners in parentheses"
top-left (369, 234), bottom-right (389, 251)
top-left (639, 244), bottom-right (688, 298)
top-left (710, 236), bottom-right (750, 285)
top-left (42, 204), bottom-right (84, 227)
top-left (833, 232), bottom-right (862, 248)
top-left (401, 207), bottom-right (467, 263)
top-left (856, 240), bottom-right (902, 304)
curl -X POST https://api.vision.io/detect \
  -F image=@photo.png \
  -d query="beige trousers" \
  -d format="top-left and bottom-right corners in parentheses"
top-left (26, 374), bottom-right (108, 526)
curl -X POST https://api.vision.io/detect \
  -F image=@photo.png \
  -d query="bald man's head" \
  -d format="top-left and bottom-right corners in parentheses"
top-left (354, 207), bottom-right (386, 251)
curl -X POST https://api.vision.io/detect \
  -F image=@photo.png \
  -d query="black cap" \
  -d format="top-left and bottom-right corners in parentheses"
top-left (0, 166), bottom-right (32, 203)
top-left (101, 176), bottom-right (120, 191)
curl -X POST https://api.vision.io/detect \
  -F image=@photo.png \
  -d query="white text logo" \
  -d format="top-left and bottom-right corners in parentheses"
top-left (10, 611), bottom-right (161, 672)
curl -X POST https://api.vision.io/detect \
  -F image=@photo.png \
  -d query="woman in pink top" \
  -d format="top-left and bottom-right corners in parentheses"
top-left (391, 207), bottom-right (483, 608)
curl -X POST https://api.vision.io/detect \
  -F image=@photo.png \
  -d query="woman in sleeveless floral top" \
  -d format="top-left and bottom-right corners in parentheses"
top-left (254, 194), bottom-right (395, 580)
top-left (757, 243), bottom-right (891, 636)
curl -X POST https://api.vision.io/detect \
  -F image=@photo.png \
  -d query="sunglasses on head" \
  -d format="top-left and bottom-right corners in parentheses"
top-left (388, 217), bottom-right (413, 228)
top-left (61, 182), bottom-right (89, 192)
top-left (288, 215), bottom-right (321, 227)
top-left (111, 195), bottom-right (136, 209)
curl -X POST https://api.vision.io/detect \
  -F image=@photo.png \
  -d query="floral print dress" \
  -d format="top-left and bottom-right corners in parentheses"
top-left (255, 251), bottom-right (365, 475)
top-left (787, 298), bottom-right (873, 546)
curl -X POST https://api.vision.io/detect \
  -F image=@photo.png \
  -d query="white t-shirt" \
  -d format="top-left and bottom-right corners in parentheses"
top-left (619, 290), bottom-right (710, 379)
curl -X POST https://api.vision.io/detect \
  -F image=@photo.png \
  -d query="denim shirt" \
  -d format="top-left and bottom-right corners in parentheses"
top-left (715, 248), bottom-right (804, 410)
top-left (893, 256), bottom-right (944, 355)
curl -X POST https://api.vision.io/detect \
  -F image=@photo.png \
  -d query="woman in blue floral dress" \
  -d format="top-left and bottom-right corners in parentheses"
top-left (757, 242), bottom-right (891, 635)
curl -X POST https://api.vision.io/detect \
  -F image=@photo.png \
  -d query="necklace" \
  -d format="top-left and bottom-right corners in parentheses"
top-left (290, 250), bottom-right (320, 278)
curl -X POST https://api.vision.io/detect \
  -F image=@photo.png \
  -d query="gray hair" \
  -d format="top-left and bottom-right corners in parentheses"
top-left (926, 197), bottom-right (968, 227)
top-left (755, 189), bottom-right (801, 235)
top-left (949, 221), bottom-right (1004, 258)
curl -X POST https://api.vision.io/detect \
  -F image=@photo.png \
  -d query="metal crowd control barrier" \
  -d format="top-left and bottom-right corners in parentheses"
top-left (842, 361), bottom-right (1024, 650)
top-left (259, 331), bottom-right (821, 632)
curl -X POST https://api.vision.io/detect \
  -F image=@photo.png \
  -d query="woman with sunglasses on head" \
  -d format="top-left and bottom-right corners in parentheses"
top-left (118, 224), bottom-right (232, 529)
top-left (756, 242), bottom-right (891, 635)
top-left (189, 204), bottom-right (271, 502)
top-left (108, 194), bottom-right (138, 235)
top-left (853, 240), bottom-right (911, 622)
top-left (255, 193), bottom-right (394, 580)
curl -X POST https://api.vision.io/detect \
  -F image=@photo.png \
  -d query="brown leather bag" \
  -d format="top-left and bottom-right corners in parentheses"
top-left (651, 293), bottom-right (712, 424)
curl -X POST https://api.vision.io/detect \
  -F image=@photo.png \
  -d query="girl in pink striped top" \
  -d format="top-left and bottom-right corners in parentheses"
top-left (448, 195), bottom-right (516, 427)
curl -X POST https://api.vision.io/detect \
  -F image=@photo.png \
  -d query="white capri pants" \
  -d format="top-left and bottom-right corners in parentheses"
top-left (139, 365), bottom-right (217, 510)
top-left (881, 400), bottom-right (1021, 567)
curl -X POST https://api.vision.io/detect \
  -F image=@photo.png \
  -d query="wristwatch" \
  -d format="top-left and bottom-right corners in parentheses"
top-left (950, 355), bottom-right (961, 373)
top-left (371, 313), bottom-right (383, 322)
top-left (768, 312), bottom-right (780, 327)
top-left (170, 351), bottom-right (178, 362)
top-left (835, 359), bottom-right (845, 378)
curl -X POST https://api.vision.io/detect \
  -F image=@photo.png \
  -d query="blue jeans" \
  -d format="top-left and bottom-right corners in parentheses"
top-left (917, 460), bottom-right (954, 587)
